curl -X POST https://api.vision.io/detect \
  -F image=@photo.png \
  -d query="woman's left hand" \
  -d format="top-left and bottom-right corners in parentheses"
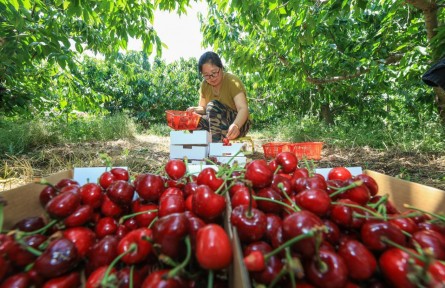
top-left (226, 123), bottom-right (240, 140)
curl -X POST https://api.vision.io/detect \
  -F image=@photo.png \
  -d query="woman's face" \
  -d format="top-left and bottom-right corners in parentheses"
top-left (201, 63), bottom-right (223, 86)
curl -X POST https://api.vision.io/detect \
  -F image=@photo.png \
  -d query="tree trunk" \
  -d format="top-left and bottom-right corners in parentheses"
top-left (405, 0), bottom-right (445, 124)
top-left (320, 103), bottom-right (334, 125)
top-left (434, 87), bottom-right (445, 125)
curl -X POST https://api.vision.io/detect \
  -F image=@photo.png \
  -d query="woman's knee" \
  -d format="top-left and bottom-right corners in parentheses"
top-left (206, 100), bottom-right (221, 114)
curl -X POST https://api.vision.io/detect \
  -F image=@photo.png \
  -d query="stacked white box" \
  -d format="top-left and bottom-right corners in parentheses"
top-left (209, 143), bottom-right (247, 166)
top-left (169, 130), bottom-right (211, 161)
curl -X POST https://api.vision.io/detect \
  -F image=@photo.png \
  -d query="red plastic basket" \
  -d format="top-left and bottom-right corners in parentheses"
top-left (262, 142), bottom-right (292, 158)
top-left (289, 142), bottom-right (323, 160)
top-left (166, 110), bottom-right (201, 130)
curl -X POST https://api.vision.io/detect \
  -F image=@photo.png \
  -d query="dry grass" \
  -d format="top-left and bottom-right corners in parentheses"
top-left (1, 134), bottom-right (445, 191)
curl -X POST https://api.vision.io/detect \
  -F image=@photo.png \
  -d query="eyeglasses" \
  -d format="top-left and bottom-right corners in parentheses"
top-left (202, 68), bottom-right (220, 80)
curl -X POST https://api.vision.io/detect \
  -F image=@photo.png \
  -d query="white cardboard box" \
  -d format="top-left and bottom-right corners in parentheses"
top-left (170, 130), bottom-right (211, 145)
top-left (73, 167), bottom-right (128, 185)
top-left (216, 156), bottom-right (247, 166)
top-left (209, 143), bottom-right (245, 157)
top-left (170, 144), bottom-right (209, 160)
top-left (187, 164), bottom-right (219, 175)
top-left (315, 167), bottom-right (363, 179)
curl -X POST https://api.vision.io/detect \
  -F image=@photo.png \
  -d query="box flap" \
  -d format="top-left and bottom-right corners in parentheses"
top-left (1, 170), bottom-right (73, 230)
top-left (365, 170), bottom-right (445, 214)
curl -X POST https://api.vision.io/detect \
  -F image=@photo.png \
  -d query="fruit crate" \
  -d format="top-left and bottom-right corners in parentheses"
top-left (165, 110), bottom-right (201, 130)
top-left (262, 142), bottom-right (291, 158)
top-left (289, 142), bottom-right (323, 160)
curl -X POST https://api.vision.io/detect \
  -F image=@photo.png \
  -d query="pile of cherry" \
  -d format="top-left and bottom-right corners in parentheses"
top-left (238, 153), bottom-right (445, 287)
top-left (0, 151), bottom-right (443, 288)
top-left (0, 161), bottom-right (232, 287)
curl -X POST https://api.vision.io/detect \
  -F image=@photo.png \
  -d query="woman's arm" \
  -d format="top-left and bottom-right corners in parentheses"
top-left (187, 94), bottom-right (208, 115)
top-left (226, 92), bottom-right (249, 140)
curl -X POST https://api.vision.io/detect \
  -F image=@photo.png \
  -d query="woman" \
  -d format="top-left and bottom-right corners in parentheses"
top-left (187, 51), bottom-right (251, 143)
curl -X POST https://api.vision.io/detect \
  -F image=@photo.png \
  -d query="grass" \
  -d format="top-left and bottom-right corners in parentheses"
top-left (1, 113), bottom-right (444, 156)
top-left (0, 113), bottom-right (137, 155)
top-left (1, 113), bottom-right (444, 191)
top-left (255, 116), bottom-right (445, 153)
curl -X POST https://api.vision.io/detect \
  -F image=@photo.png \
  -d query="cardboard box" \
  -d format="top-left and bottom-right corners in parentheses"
top-left (1, 170), bottom-right (73, 230)
top-left (2, 169), bottom-right (445, 287)
top-left (170, 130), bottom-right (211, 145)
top-left (228, 169), bottom-right (445, 288)
top-left (216, 156), bottom-right (247, 166)
top-left (169, 144), bottom-right (209, 160)
top-left (209, 143), bottom-right (245, 157)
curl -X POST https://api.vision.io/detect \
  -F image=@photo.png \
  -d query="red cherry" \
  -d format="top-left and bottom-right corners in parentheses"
top-left (231, 186), bottom-right (256, 209)
top-left (99, 171), bottom-right (115, 189)
top-left (62, 227), bottom-right (96, 258)
top-left (353, 174), bottom-right (379, 196)
top-left (197, 167), bottom-right (224, 191)
top-left (45, 191), bottom-right (81, 219)
top-left (79, 183), bottom-right (104, 209)
top-left (110, 167), bottom-right (129, 181)
top-left (410, 229), bottom-right (445, 260)
top-left (106, 180), bottom-right (135, 207)
top-left (305, 249), bottom-right (349, 288)
top-left (231, 205), bottom-right (267, 243)
top-left (164, 159), bottom-right (187, 180)
top-left (327, 167), bottom-right (353, 181)
top-left (282, 210), bottom-right (324, 258)
top-left (255, 187), bottom-right (283, 214)
top-left (294, 188), bottom-right (331, 217)
top-left (338, 239), bottom-right (377, 280)
top-left (361, 220), bottom-right (406, 251)
top-left (275, 151), bottom-right (298, 174)
top-left (95, 217), bottom-right (118, 239)
top-left (192, 184), bottom-right (226, 221)
top-left (245, 159), bottom-right (274, 189)
top-left (133, 173), bottom-right (166, 202)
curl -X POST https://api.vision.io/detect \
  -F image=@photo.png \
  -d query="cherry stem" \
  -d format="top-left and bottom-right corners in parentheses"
top-left (207, 269), bottom-right (214, 288)
top-left (248, 187), bottom-right (254, 216)
top-left (119, 209), bottom-right (158, 224)
top-left (16, 238), bottom-right (43, 256)
top-left (159, 254), bottom-right (180, 267)
top-left (264, 228), bottom-right (317, 261)
top-left (285, 247), bottom-right (296, 287)
top-left (0, 202), bottom-right (4, 233)
top-left (328, 180), bottom-right (364, 198)
top-left (273, 165), bottom-right (282, 175)
top-left (404, 204), bottom-right (445, 222)
top-left (19, 219), bottom-right (58, 237)
top-left (381, 237), bottom-right (426, 262)
top-left (222, 149), bottom-right (243, 167)
top-left (331, 201), bottom-right (381, 218)
top-left (129, 265), bottom-right (134, 288)
top-left (167, 236), bottom-right (192, 278)
top-left (278, 183), bottom-right (301, 212)
top-left (253, 196), bottom-right (298, 213)
top-left (35, 179), bottom-right (56, 190)
top-left (367, 194), bottom-right (389, 209)
top-left (101, 243), bottom-right (137, 286)
top-left (268, 266), bottom-right (288, 288)
top-left (148, 216), bottom-right (158, 229)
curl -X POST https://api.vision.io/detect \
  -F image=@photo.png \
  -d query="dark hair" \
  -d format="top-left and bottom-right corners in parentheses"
top-left (198, 51), bottom-right (224, 73)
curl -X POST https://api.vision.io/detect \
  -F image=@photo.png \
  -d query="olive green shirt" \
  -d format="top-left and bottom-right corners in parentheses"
top-left (200, 72), bottom-right (246, 111)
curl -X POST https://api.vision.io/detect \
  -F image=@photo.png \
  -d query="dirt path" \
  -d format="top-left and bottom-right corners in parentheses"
top-left (2, 134), bottom-right (445, 191)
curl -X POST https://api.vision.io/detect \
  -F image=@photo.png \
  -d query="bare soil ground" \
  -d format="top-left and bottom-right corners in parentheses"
top-left (2, 134), bottom-right (445, 192)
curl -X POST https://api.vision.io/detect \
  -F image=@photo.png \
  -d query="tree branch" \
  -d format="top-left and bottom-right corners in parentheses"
top-left (305, 54), bottom-right (403, 85)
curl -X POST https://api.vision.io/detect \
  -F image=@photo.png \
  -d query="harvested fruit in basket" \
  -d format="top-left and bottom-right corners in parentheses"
top-left (165, 110), bottom-right (201, 130)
